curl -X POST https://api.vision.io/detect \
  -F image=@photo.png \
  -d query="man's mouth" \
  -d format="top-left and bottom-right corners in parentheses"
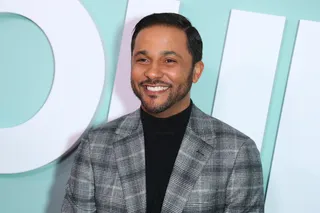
top-left (146, 86), bottom-right (169, 92)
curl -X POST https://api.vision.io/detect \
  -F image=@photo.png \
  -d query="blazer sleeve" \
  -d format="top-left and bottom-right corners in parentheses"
top-left (224, 138), bottom-right (265, 213)
top-left (61, 131), bottom-right (96, 213)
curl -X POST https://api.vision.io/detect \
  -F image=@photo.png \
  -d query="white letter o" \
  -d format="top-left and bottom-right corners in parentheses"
top-left (0, 0), bottom-right (105, 174)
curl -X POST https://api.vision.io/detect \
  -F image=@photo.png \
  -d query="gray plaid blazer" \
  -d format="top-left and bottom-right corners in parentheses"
top-left (62, 104), bottom-right (264, 213)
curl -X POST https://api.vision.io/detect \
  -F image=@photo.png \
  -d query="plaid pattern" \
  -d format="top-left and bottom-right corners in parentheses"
top-left (61, 105), bottom-right (264, 213)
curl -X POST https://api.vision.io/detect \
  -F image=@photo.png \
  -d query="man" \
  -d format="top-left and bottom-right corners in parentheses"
top-left (62, 13), bottom-right (264, 213)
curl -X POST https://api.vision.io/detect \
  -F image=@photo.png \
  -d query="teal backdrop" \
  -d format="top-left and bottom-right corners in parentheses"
top-left (1, 0), bottom-right (319, 212)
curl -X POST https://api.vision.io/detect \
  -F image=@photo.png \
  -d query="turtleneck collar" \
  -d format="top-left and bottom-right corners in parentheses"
top-left (140, 100), bottom-right (193, 133)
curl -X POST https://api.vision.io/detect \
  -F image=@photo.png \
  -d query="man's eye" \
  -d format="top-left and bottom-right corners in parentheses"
top-left (137, 58), bottom-right (148, 62)
top-left (165, 59), bottom-right (176, 63)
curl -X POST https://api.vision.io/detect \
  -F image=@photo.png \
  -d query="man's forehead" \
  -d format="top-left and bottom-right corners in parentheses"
top-left (134, 28), bottom-right (187, 50)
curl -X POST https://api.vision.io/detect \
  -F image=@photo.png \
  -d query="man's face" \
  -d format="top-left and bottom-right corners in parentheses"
top-left (131, 25), bottom-right (201, 118)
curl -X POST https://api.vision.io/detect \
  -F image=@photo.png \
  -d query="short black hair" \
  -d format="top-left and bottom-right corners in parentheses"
top-left (131, 12), bottom-right (203, 66)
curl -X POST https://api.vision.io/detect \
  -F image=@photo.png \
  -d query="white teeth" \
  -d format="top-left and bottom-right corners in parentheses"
top-left (146, 86), bottom-right (169, 92)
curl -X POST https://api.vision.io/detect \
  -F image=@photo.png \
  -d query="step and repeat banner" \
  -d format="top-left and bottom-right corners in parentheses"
top-left (1, 0), bottom-right (320, 212)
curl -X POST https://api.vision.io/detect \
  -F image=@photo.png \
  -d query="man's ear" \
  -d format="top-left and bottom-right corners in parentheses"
top-left (192, 61), bottom-right (204, 83)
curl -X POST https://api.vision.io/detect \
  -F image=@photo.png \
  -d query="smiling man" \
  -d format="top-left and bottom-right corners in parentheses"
top-left (62, 13), bottom-right (264, 213)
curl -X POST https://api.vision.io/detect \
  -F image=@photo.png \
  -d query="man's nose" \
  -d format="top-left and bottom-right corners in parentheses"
top-left (144, 63), bottom-right (163, 79)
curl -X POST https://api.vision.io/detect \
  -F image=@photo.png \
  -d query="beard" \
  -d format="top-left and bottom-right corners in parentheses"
top-left (131, 69), bottom-right (193, 114)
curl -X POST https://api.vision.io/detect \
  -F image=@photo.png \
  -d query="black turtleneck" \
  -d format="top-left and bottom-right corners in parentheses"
top-left (141, 101), bottom-right (193, 213)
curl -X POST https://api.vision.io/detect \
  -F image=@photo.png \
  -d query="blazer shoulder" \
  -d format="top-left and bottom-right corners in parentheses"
top-left (83, 110), bottom-right (140, 146)
top-left (192, 107), bottom-right (260, 172)
top-left (192, 105), bottom-right (254, 148)
top-left (211, 116), bottom-right (250, 140)
top-left (211, 116), bottom-right (259, 154)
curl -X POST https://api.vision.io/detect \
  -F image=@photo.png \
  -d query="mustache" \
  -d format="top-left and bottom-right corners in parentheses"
top-left (139, 79), bottom-right (171, 87)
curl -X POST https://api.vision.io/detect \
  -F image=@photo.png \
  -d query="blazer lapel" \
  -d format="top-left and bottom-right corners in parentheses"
top-left (161, 106), bottom-right (216, 213)
top-left (113, 110), bottom-right (146, 213)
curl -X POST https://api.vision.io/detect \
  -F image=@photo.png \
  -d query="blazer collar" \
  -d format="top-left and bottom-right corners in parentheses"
top-left (114, 104), bottom-right (217, 143)
top-left (113, 105), bottom-right (217, 213)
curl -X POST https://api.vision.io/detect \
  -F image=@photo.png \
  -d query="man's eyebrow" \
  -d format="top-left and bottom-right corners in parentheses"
top-left (133, 50), bottom-right (148, 57)
top-left (161, 50), bottom-right (182, 59)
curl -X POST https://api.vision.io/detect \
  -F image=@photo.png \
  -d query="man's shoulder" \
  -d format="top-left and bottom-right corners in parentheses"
top-left (84, 109), bottom-right (140, 145)
top-left (191, 105), bottom-right (254, 147)
top-left (192, 105), bottom-right (259, 166)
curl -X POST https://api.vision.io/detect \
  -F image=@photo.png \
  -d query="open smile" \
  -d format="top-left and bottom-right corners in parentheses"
top-left (146, 86), bottom-right (169, 92)
top-left (142, 85), bottom-right (170, 95)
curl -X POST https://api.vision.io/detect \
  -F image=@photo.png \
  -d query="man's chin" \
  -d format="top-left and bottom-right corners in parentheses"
top-left (141, 100), bottom-right (169, 114)
top-left (142, 95), bottom-right (165, 104)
